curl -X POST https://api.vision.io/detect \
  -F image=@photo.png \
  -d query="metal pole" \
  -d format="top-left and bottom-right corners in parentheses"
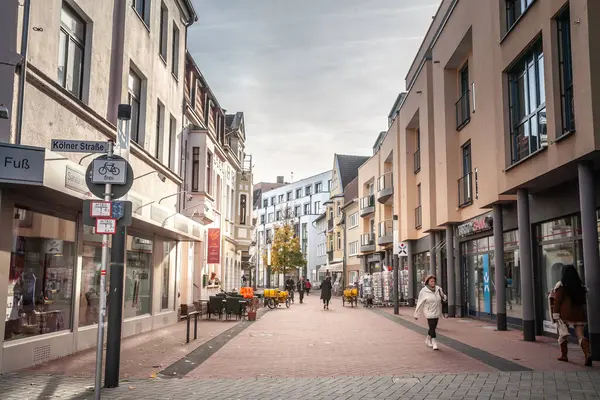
top-left (393, 254), bottom-right (399, 314)
top-left (493, 205), bottom-right (507, 330)
top-left (15, 0), bottom-right (31, 145)
top-left (94, 140), bottom-right (114, 399)
top-left (517, 189), bottom-right (535, 342)
top-left (578, 162), bottom-right (600, 360)
top-left (407, 240), bottom-right (415, 306)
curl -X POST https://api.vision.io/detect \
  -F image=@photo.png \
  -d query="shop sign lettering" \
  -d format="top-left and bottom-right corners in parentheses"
top-left (457, 213), bottom-right (493, 238)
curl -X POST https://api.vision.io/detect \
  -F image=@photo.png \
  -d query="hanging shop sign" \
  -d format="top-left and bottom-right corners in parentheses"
top-left (457, 212), bottom-right (493, 238)
top-left (207, 228), bottom-right (221, 264)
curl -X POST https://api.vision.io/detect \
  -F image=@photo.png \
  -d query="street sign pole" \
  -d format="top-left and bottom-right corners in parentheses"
top-left (94, 140), bottom-right (114, 400)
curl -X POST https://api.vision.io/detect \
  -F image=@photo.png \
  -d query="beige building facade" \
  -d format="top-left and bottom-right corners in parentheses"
top-left (357, 0), bottom-right (600, 349)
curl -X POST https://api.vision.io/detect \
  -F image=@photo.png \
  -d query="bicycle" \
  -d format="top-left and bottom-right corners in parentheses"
top-left (98, 162), bottom-right (121, 176)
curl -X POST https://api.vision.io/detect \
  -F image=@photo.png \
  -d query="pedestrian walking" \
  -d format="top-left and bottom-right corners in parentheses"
top-left (305, 279), bottom-right (312, 295)
top-left (414, 275), bottom-right (447, 350)
top-left (241, 273), bottom-right (248, 287)
top-left (321, 276), bottom-right (332, 310)
top-left (549, 264), bottom-right (592, 366)
top-left (285, 277), bottom-right (295, 303)
top-left (297, 276), bottom-right (307, 304)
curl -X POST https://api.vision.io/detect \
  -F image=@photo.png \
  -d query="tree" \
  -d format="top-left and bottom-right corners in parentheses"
top-left (262, 222), bottom-right (306, 285)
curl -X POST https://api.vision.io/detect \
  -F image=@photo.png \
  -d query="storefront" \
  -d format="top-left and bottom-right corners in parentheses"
top-left (365, 253), bottom-right (382, 273)
top-left (412, 251), bottom-right (429, 294)
top-left (458, 212), bottom-right (523, 326)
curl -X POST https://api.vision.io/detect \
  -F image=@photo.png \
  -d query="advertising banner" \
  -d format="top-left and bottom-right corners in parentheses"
top-left (207, 228), bottom-right (221, 264)
top-left (482, 253), bottom-right (491, 314)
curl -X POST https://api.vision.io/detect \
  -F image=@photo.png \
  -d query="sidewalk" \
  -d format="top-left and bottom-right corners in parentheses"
top-left (381, 307), bottom-right (599, 372)
top-left (23, 318), bottom-right (238, 379)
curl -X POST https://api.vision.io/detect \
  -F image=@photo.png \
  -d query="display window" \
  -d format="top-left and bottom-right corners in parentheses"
top-left (124, 235), bottom-right (153, 319)
top-left (5, 209), bottom-right (76, 341)
top-left (160, 241), bottom-right (176, 311)
top-left (413, 251), bottom-right (430, 293)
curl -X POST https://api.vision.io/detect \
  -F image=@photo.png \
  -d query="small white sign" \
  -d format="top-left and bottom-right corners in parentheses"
top-left (397, 242), bottom-right (408, 257)
top-left (96, 218), bottom-right (117, 234)
top-left (543, 320), bottom-right (557, 334)
top-left (45, 239), bottom-right (63, 254)
top-left (91, 159), bottom-right (127, 185)
top-left (90, 201), bottom-right (112, 217)
top-left (51, 139), bottom-right (108, 153)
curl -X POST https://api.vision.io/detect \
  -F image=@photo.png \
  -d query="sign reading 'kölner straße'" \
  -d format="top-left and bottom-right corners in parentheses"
top-left (51, 139), bottom-right (108, 153)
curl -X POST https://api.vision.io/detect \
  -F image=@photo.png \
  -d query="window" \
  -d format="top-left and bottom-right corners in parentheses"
top-left (268, 213), bottom-right (274, 223)
top-left (161, 242), bottom-right (175, 310)
top-left (337, 232), bottom-right (341, 250)
top-left (58, 4), bottom-right (85, 99)
top-left (159, 3), bottom-right (168, 61)
top-left (349, 241), bottom-right (359, 256)
top-left (315, 182), bottom-right (322, 193)
top-left (314, 201), bottom-right (321, 214)
top-left (133, 0), bottom-right (150, 26)
top-left (171, 24), bottom-right (180, 78)
top-left (125, 236), bottom-right (153, 318)
top-left (337, 202), bottom-right (341, 216)
top-left (286, 191), bottom-right (292, 201)
top-left (304, 203), bottom-right (311, 215)
top-left (456, 64), bottom-right (470, 129)
top-left (260, 214), bottom-right (265, 224)
top-left (414, 129), bottom-right (421, 174)
top-left (305, 186), bottom-right (312, 196)
top-left (328, 179), bottom-right (332, 191)
top-left (276, 210), bottom-right (282, 221)
top-left (270, 196), bottom-right (275, 206)
top-left (168, 115), bottom-right (176, 169)
top-left (191, 147), bottom-right (200, 192)
top-left (508, 39), bottom-right (547, 164)
top-left (206, 151), bottom-right (213, 195)
top-left (459, 142), bottom-right (473, 207)
top-left (6, 209), bottom-right (76, 339)
top-left (262, 198), bottom-right (268, 208)
top-left (128, 70), bottom-right (143, 144)
top-left (294, 205), bottom-right (301, 217)
top-left (557, 7), bottom-right (575, 135)
top-left (417, 184), bottom-right (421, 206)
top-left (266, 229), bottom-right (272, 243)
top-left (155, 102), bottom-right (164, 158)
top-left (296, 188), bottom-right (302, 199)
top-left (349, 213), bottom-right (358, 228)
top-left (462, 142), bottom-right (472, 174)
top-left (506, 0), bottom-right (535, 31)
top-left (278, 194), bottom-right (284, 203)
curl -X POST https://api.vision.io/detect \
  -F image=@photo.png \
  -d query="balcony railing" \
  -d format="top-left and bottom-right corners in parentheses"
top-left (360, 232), bottom-right (376, 252)
top-left (458, 172), bottom-right (473, 208)
top-left (560, 84), bottom-right (575, 136)
top-left (455, 90), bottom-right (471, 130)
top-left (377, 220), bottom-right (393, 245)
top-left (376, 172), bottom-right (394, 203)
top-left (414, 205), bottom-right (422, 229)
top-left (414, 149), bottom-right (421, 174)
top-left (360, 194), bottom-right (375, 217)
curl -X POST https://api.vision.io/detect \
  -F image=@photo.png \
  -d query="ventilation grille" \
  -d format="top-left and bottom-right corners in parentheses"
top-left (33, 345), bottom-right (51, 363)
top-left (135, 323), bottom-right (143, 334)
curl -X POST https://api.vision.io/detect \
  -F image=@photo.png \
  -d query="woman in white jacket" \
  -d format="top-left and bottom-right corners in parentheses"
top-left (414, 275), bottom-right (447, 350)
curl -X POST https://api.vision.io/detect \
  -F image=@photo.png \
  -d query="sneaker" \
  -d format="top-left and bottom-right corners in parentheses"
top-left (425, 336), bottom-right (432, 347)
top-left (431, 339), bottom-right (439, 350)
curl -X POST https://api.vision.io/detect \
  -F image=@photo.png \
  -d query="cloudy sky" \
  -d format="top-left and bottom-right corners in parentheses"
top-left (188, 0), bottom-right (440, 183)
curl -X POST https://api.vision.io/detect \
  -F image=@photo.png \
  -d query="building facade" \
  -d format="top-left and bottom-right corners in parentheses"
top-left (254, 171), bottom-right (332, 286)
top-left (357, 0), bottom-right (600, 350)
top-left (0, 0), bottom-right (203, 372)
top-left (182, 53), bottom-right (253, 296)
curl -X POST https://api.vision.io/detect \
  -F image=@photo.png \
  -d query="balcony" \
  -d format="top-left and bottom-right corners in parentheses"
top-left (327, 218), bottom-right (334, 231)
top-left (414, 149), bottom-right (421, 174)
top-left (360, 232), bottom-right (376, 253)
top-left (414, 205), bottom-right (422, 229)
top-left (376, 172), bottom-right (394, 204)
top-left (458, 172), bottom-right (473, 208)
top-left (327, 250), bottom-right (334, 263)
top-left (455, 90), bottom-right (471, 130)
top-left (359, 195), bottom-right (375, 217)
top-left (377, 220), bottom-right (393, 245)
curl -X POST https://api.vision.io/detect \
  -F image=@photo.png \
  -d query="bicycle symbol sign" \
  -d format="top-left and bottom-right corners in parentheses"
top-left (91, 158), bottom-right (127, 185)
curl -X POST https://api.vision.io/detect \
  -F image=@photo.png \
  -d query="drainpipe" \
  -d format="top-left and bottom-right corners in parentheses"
top-left (15, 0), bottom-right (31, 145)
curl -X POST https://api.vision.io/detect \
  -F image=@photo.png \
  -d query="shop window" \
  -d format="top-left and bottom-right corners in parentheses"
top-left (5, 209), bottom-right (76, 341)
top-left (125, 235), bottom-right (153, 319)
top-left (161, 241), bottom-right (175, 311)
top-left (79, 225), bottom-right (112, 327)
top-left (413, 252), bottom-right (430, 290)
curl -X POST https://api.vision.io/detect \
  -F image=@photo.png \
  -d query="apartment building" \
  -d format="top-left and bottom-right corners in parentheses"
top-left (342, 178), bottom-right (361, 285)
top-left (358, 0), bottom-right (600, 348)
top-left (0, 0), bottom-right (201, 372)
top-left (324, 154), bottom-right (369, 283)
top-left (182, 53), bottom-right (253, 296)
top-left (254, 171), bottom-right (332, 286)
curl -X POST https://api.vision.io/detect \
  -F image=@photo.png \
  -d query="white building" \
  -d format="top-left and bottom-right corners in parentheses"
top-left (254, 171), bottom-right (332, 286)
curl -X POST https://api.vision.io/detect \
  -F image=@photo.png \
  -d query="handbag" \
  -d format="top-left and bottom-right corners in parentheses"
top-left (438, 288), bottom-right (448, 318)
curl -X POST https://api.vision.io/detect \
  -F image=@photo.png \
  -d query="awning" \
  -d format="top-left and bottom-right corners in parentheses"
top-left (319, 262), bottom-right (343, 273)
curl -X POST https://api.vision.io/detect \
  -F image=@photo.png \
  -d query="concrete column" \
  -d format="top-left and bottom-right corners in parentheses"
top-left (446, 225), bottom-right (455, 317)
top-left (429, 233), bottom-right (437, 276)
top-left (436, 231), bottom-right (443, 287)
top-left (578, 162), bottom-right (600, 360)
top-left (454, 227), bottom-right (462, 317)
top-left (517, 189), bottom-right (535, 342)
top-left (493, 204), bottom-right (507, 331)
top-left (407, 241), bottom-right (415, 306)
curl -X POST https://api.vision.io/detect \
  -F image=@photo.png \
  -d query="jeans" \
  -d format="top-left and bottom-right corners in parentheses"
top-left (427, 318), bottom-right (439, 338)
top-left (299, 290), bottom-right (305, 303)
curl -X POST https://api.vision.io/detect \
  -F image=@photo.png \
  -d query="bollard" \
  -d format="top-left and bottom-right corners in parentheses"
top-left (194, 312), bottom-right (198, 340)
top-left (186, 313), bottom-right (191, 344)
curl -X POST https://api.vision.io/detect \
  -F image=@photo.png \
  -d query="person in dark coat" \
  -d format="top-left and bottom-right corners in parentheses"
top-left (320, 276), bottom-right (332, 309)
top-left (297, 277), bottom-right (307, 304)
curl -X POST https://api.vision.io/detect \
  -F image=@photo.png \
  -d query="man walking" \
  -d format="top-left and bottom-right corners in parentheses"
top-left (297, 276), bottom-right (307, 304)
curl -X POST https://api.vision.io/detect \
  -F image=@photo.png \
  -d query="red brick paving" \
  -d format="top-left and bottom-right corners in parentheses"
top-left (24, 319), bottom-right (238, 379)
top-left (382, 307), bottom-right (600, 372)
top-left (187, 296), bottom-right (494, 379)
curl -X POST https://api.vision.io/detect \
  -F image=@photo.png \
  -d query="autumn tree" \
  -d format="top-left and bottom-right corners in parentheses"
top-left (262, 222), bottom-right (306, 286)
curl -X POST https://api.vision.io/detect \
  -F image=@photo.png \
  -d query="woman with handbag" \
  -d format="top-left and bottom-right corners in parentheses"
top-left (414, 275), bottom-right (447, 350)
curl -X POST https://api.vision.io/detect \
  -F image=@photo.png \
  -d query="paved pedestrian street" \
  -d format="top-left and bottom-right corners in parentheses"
top-left (1, 295), bottom-right (600, 399)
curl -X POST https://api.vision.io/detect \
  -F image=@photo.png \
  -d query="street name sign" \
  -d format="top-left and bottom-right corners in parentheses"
top-left (51, 139), bottom-right (108, 153)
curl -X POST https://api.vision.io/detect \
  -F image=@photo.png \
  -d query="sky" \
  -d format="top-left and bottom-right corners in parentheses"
top-left (188, 0), bottom-right (441, 183)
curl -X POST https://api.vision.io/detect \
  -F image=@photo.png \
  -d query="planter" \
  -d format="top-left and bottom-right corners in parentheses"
top-left (247, 311), bottom-right (257, 321)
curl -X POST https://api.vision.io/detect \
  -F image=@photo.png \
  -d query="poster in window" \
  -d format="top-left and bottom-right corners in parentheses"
top-left (207, 228), bottom-right (221, 264)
